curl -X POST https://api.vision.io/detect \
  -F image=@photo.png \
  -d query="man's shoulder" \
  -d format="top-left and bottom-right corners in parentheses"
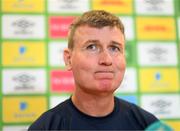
top-left (115, 96), bottom-right (138, 111)
top-left (115, 96), bottom-right (149, 113)
top-left (41, 98), bottom-right (72, 120)
top-left (28, 98), bottom-right (72, 130)
top-left (115, 97), bottom-right (159, 125)
top-left (49, 98), bottom-right (71, 115)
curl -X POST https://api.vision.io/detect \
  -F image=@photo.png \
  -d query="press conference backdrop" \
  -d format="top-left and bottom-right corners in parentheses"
top-left (0, 0), bottom-right (180, 130)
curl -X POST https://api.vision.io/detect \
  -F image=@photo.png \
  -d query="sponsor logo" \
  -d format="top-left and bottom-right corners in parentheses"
top-left (19, 101), bottom-right (28, 111)
top-left (92, 0), bottom-right (133, 14)
top-left (3, 97), bottom-right (47, 122)
top-left (2, 0), bottom-right (44, 13)
top-left (48, 0), bottom-right (89, 13)
top-left (151, 71), bottom-right (172, 88)
top-left (138, 42), bottom-right (177, 66)
top-left (2, 15), bottom-right (45, 39)
top-left (151, 99), bottom-right (171, 114)
top-left (2, 69), bottom-right (47, 94)
top-left (49, 16), bottom-right (75, 38)
top-left (58, 0), bottom-right (76, 9)
top-left (148, 46), bottom-right (167, 62)
top-left (135, 0), bottom-right (174, 15)
top-left (13, 18), bottom-right (34, 35)
top-left (139, 68), bottom-right (179, 92)
top-left (155, 72), bottom-right (161, 81)
top-left (144, 25), bottom-right (167, 32)
top-left (141, 95), bottom-right (180, 118)
top-left (15, 45), bottom-right (34, 63)
top-left (100, 0), bottom-right (126, 5)
top-left (2, 42), bottom-right (46, 66)
top-left (136, 17), bottom-right (176, 40)
top-left (19, 45), bottom-right (27, 55)
top-left (13, 73), bottom-right (35, 90)
top-left (144, 0), bottom-right (164, 11)
top-left (12, 0), bottom-right (34, 9)
top-left (51, 70), bottom-right (75, 93)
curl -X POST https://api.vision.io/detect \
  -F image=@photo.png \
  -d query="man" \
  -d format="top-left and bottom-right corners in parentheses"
top-left (28, 10), bottom-right (159, 130)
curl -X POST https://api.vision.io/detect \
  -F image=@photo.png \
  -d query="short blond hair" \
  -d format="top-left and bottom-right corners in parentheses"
top-left (68, 10), bottom-right (125, 49)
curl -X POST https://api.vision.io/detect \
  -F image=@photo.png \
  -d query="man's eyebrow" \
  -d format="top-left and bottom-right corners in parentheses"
top-left (111, 41), bottom-right (123, 47)
top-left (84, 40), bottom-right (100, 44)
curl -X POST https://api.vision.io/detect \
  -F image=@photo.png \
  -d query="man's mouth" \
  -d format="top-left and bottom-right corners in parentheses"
top-left (94, 71), bottom-right (114, 79)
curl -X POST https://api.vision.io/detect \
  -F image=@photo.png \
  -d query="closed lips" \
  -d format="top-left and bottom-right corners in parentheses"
top-left (94, 71), bottom-right (114, 79)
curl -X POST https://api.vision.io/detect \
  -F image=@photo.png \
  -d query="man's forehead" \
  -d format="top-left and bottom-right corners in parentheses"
top-left (74, 25), bottom-right (123, 35)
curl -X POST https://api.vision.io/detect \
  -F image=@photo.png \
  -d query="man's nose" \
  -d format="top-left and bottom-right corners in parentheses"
top-left (98, 50), bottom-right (113, 66)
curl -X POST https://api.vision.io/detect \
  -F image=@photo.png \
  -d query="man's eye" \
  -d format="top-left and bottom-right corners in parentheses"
top-left (86, 44), bottom-right (98, 51)
top-left (109, 46), bottom-right (121, 52)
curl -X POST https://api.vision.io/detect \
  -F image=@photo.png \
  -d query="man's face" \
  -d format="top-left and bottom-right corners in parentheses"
top-left (64, 25), bottom-right (126, 96)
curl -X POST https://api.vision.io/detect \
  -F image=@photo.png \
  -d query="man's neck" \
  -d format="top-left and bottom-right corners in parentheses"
top-left (72, 88), bottom-right (115, 117)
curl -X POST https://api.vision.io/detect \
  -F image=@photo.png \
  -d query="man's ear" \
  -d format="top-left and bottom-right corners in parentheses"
top-left (63, 48), bottom-right (72, 70)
